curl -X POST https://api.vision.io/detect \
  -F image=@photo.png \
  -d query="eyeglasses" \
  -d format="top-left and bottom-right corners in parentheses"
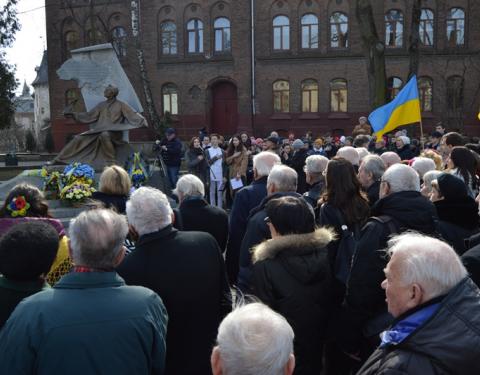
top-left (264, 216), bottom-right (271, 224)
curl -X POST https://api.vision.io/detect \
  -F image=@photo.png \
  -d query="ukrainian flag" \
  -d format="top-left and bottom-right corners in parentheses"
top-left (369, 75), bottom-right (421, 141)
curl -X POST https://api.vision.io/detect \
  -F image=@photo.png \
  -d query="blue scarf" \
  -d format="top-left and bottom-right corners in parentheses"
top-left (380, 302), bottom-right (441, 348)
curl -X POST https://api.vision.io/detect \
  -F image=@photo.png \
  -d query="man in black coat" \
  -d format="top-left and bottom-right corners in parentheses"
top-left (225, 151), bottom-right (281, 284)
top-left (338, 164), bottom-right (439, 362)
top-left (237, 164), bottom-right (302, 293)
top-left (117, 187), bottom-right (231, 375)
top-left (358, 233), bottom-right (480, 375)
top-left (160, 127), bottom-right (183, 188)
top-left (303, 154), bottom-right (328, 209)
top-left (357, 154), bottom-right (385, 207)
top-left (174, 174), bottom-right (228, 251)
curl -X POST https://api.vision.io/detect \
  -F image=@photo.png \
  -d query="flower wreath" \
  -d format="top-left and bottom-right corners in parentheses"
top-left (7, 196), bottom-right (30, 217)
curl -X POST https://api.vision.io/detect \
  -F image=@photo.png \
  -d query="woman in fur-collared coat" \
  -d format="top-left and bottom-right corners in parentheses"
top-left (251, 196), bottom-right (335, 375)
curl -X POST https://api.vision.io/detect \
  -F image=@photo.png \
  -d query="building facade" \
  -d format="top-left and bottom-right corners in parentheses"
top-left (45, 0), bottom-right (480, 150)
top-left (14, 82), bottom-right (35, 132)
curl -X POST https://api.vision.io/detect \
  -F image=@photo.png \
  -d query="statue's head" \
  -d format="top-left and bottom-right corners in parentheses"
top-left (104, 85), bottom-right (119, 99)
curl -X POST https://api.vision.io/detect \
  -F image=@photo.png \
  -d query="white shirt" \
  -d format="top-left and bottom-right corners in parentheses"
top-left (208, 146), bottom-right (223, 181)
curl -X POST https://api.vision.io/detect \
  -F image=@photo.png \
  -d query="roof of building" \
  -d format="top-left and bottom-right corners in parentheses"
top-left (14, 80), bottom-right (34, 113)
top-left (32, 50), bottom-right (48, 86)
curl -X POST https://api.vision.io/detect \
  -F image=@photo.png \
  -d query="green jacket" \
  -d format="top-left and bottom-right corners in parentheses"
top-left (0, 272), bottom-right (168, 375)
top-left (0, 275), bottom-right (49, 329)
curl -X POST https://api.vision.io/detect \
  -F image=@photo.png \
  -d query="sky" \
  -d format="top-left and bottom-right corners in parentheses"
top-left (1, 0), bottom-right (46, 95)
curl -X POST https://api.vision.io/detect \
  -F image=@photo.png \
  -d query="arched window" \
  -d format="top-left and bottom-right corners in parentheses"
top-left (446, 8), bottom-right (465, 46)
top-left (419, 9), bottom-right (434, 46)
top-left (330, 79), bottom-right (347, 112)
top-left (301, 80), bottom-right (318, 112)
top-left (330, 12), bottom-right (348, 48)
top-left (385, 10), bottom-right (404, 47)
top-left (162, 84), bottom-right (178, 115)
top-left (273, 80), bottom-right (290, 113)
top-left (418, 77), bottom-right (433, 112)
top-left (447, 76), bottom-right (464, 111)
top-left (64, 31), bottom-right (79, 52)
top-left (301, 14), bottom-right (318, 49)
top-left (273, 16), bottom-right (290, 50)
top-left (111, 26), bottom-right (127, 57)
top-left (65, 88), bottom-right (84, 113)
top-left (214, 17), bottom-right (231, 52)
top-left (86, 28), bottom-right (104, 46)
top-left (187, 19), bottom-right (204, 53)
top-left (160, 21), bottom-right (177, 55)
top-left (387, 77), bottom-right (403, 101)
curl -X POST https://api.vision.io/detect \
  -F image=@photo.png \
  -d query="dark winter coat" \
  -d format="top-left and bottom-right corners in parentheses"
top-left (251, 228), bottom-right (335, 375)
top-left (0, 272), bottom-right (168, 375)
top-left (339, 191), bottom-right (438, 353)
top-left (290, 149), bottom-right (309, 193)
top-left (91, 191), bottom-right (128, 214)
top-left (357, 278), bottom-right (480, 375)
top-left (0, 276), bottom-right (48, 329)
top-left (117, 226), bottom-right (231, 375)
top-left (160, 136), bottom-right (183, 167)
top-left (303, 179), bottom-right (325, 209)
top-left (186, 148), bottom-right (208, 183)
top-left (366, 180), bottom-right (381, 207)
top-left (178, 197), bottom-right (229, 251)
top-left (434, 197), bottom-right (479, 254)
top-left (225, 176), bottom-right (268, 284)
top-left (237, 191), bottom-right (303, 292)
top-left (395, 145), bottom-right (414, 161)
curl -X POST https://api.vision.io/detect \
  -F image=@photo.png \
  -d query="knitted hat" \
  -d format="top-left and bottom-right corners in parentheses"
top-left (398, 136), bottom-right (410, 145)
top-left (292, 139), bottom-right (304, 150)
top-left (266, 136), bottom-right (279, 145)
top-left (436, 173), bottom-right (468, 200)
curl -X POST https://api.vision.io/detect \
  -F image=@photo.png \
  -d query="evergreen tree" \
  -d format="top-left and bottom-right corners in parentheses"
top-left (0, 0), bottom-right (19, 128)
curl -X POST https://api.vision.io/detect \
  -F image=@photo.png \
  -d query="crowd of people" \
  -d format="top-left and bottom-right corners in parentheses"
top-left (1, 119), bottom-right (480, 374)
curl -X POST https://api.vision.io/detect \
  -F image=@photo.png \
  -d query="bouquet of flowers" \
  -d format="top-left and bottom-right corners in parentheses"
top-left (125, 152), bottom-right (149, 188)
top-left (60, 182), bottom-right (95, 202)
top-left (63, 162), bottom-right (95, 185)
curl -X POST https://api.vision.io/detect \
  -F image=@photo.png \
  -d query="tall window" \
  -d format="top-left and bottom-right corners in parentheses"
top-left (214, 17), bottom-right (231, 52)
top-left (187, 19), bottom-right (203, 53)
top-left (330, 79), bottom-right (347, 112)
top-left (162, 84), bottom-right (178, 115)
top-left (273, 80), bottom-right (290, 113)
top-left (419, 9), bottom-right (434, 46)
top-left (330, 12), bottom-right (348, 48)
top-left (301, 14), bottom-right (318, 49)
top-left (64, 31), bottom-right (79, 52)
top-left (446, 8), bottom-right (465, 46)
top-left (160, 22), bottom-right (177, 55)
top-left (385, 10), bottom-right (404, 47)
top-left (387, 77), bottom-right (403, 101)
top-left (111, 27), bottom-right (127, 57)
top-left (86, 28), bottom-right (104, 45)
top-left (301, 80), bottom-right (318, 112)
top-left (65, 88), bottom-right (84, 112)
top-left (273, 16), bottom-right (290, 50)
top-left (418, 77), bottom-right (433, 112)
top-left (447, 76), bottom-right (463, 112)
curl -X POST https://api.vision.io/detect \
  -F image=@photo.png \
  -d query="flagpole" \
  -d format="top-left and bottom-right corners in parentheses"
top-left (419, 117), bottom-right (425, 151)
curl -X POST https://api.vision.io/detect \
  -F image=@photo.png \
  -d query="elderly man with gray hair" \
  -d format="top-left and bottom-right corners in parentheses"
top-left (303, 154), bottom-right (328, 208)
top-left (358, 154), bottom-right (385, 206)
top-left (0, 209), bottom-right (168, 375)
top-left (174, 174), bottom-right (228, 250)
top-left (336, 146), bottom-right (360, 171)
top-left (336, 164), bottom-right (440, 364)
top-left (117, 187), bottom-right (231, 375)
top-left (358, 233), bottom-right (480, 375)
top-left (226, 151), bottom-right (281, 284)
top-left (237, 164), bottom-right (300, 292)
top-left (211, 303), bottom-right (296, 375)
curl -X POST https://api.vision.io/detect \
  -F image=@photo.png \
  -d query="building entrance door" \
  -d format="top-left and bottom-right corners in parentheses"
top-left (211, 82), bottom-right (238, 136)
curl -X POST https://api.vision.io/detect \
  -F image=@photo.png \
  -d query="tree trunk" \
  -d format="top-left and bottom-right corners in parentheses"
top-left (355, 0), bottom-right (386, 109)
top-left (131, 0), bottom-right (161, 132)
top-left (408, 0), bottom-right (421, 78)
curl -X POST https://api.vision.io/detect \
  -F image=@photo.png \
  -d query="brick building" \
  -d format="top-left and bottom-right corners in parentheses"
top-left (45, 0), bottom-right (480, 150)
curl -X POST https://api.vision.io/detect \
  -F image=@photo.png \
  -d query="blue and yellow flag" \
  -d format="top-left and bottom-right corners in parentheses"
top-left (369, 75), bottom-right (421, 141)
